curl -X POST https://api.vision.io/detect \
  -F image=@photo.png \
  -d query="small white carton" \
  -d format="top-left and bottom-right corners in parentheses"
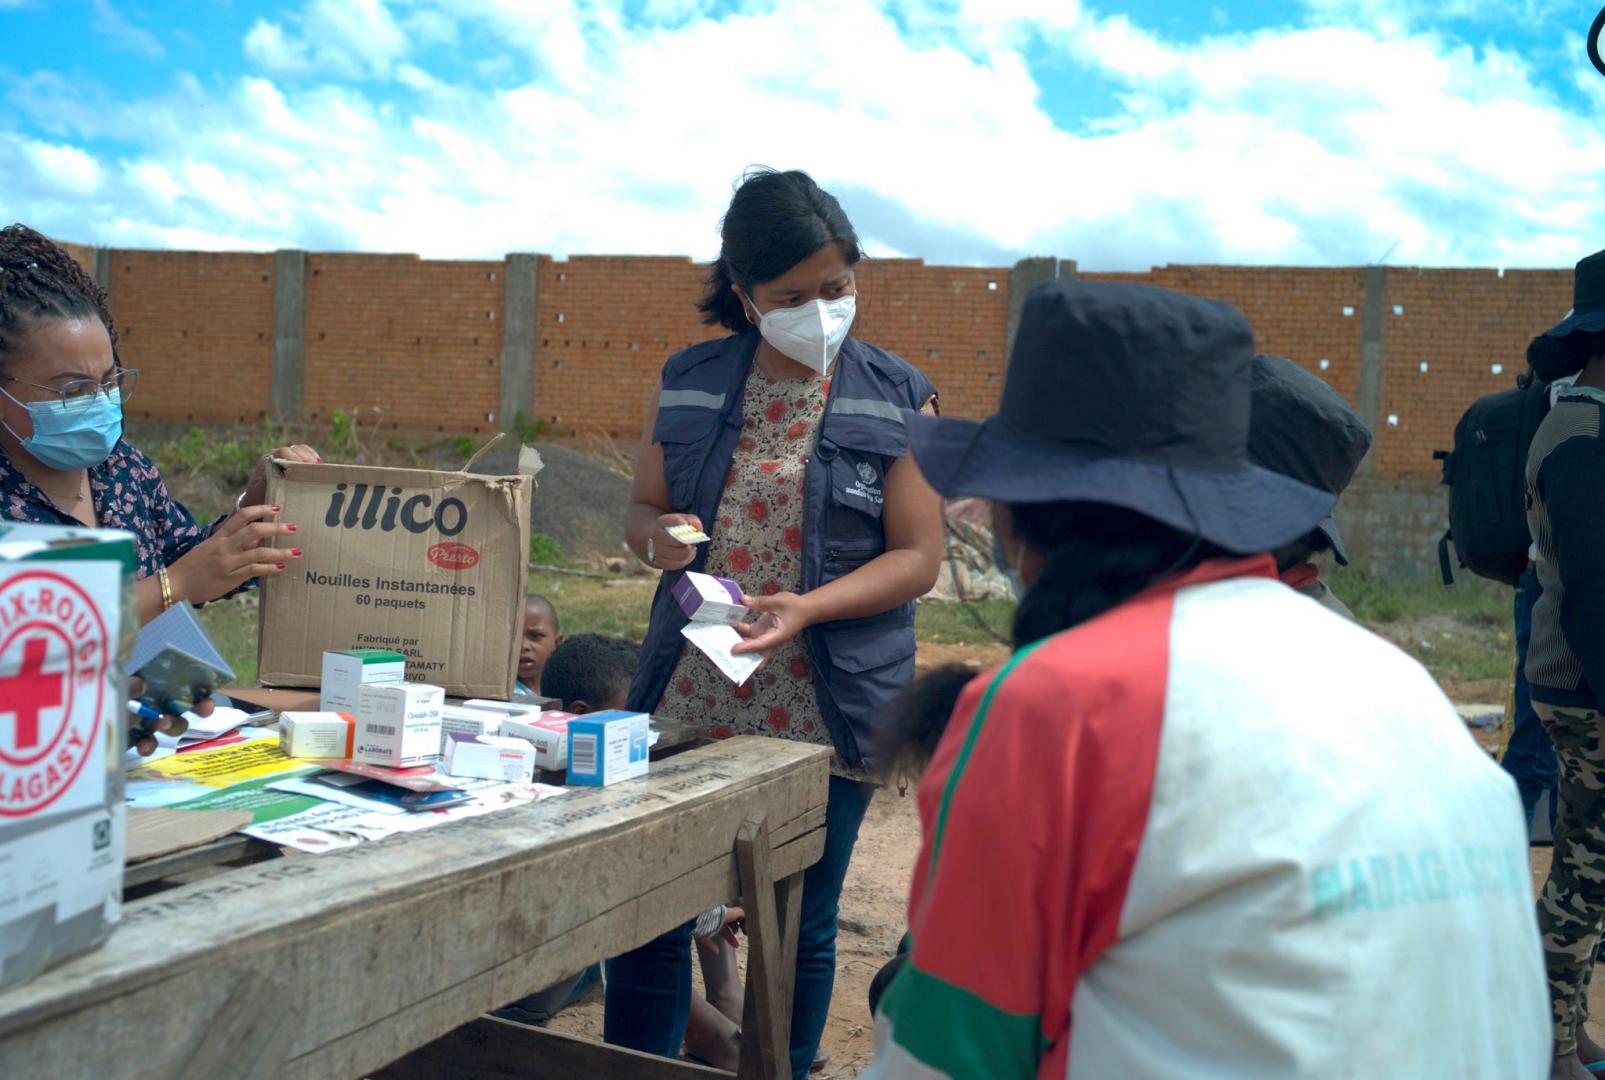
top-left (500, 710), bottom-right (579, 770)
top-left (354, 682), bottom-right (444, 767)
top-left (672, 572), bottom-right (747, 625)
top-left (461, 699), bottom-right (545, 725)
top-left (566, 710), bottom-right (651, 787)
top-left (279, 711), bottom-right (356, 759)
top-left (443, 732), bottom-right (537, 782)
top-left (320, 648), bottom-right (406, 713)
top-left (438, 704), bottom-right (505, 755)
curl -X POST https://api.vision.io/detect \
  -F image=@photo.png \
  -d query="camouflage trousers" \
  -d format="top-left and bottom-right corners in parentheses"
top-left (1537, 701), bottom-right (1605, 1056)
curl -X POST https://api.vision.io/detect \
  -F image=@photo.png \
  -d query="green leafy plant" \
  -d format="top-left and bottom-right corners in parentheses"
top-left (529, 532), bottom-right (565, 566)
top-left (159, 422), bottom-right (278, 488)
top-left (330, 409), bottom-right (356, 456)
top-left (512, 411), bottom-right (550, 442)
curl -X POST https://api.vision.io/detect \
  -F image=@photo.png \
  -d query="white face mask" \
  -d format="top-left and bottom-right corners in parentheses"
top-left (746, 293), bottom-right (856, 375)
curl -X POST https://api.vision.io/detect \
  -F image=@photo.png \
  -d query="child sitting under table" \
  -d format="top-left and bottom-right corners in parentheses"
top-left (496, 634), bottom-right (746, 1069)
top-left (514, 593), bottom-right (561, 700)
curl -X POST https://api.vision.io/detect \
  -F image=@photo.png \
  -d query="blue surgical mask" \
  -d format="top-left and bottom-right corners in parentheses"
top-left (992, 531), bottom-right (1027, 602)
top-left (1, 386), bottom-right (123, 470)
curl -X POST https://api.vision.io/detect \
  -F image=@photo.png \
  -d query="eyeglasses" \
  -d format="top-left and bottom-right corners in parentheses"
top-left (0, 368), bottom-right (139, 410)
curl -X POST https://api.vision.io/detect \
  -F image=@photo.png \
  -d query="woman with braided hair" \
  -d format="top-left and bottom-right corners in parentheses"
top-left (0, 224), bottom-right (320, 749)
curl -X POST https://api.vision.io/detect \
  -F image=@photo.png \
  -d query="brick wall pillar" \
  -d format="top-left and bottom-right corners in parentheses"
top-left (1006, 257), bottom-right (1077, 363)
top-left (271, 249), bottom-right (306, 424)
top-left (1355, 266), bottom-right (1387, 475)
top-left (499, 253), bottom-right (540, 433)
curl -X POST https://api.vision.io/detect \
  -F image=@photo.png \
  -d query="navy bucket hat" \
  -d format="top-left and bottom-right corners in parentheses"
top-left (1545, 249), bottom-right (1605, 339)
top-left (907, 279), bottom-right (1335, 555)
top-left (1248, 354), bottom-right (1373, 565)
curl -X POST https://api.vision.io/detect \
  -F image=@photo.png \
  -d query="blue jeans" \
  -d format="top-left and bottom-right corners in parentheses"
top-left (1503, 566), bottom-right (1558, 836)
top-left (604, 774), bottom-right (875, 1078)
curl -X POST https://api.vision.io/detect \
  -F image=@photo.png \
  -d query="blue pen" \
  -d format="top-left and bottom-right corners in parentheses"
top-left (126, 700), bottom-right (164, 723)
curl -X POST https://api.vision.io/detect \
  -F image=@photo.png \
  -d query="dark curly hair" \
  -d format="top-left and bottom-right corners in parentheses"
top-left (0, 224), bottom-right (118, 370)
top-left (539, 633), bottom-right (640, 712)
top-left (697, 168), bottom-right (861, 334)
top-left (876, 663), bottom-right (982, 784)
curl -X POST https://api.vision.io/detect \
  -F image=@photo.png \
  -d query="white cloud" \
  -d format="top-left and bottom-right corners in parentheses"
top-left (18, 137), bottom-right (102, 195)
top-left (244, 0), bottom-right (411, 80)
top-left (4, 0), bottom-right (1604, 270)
top-left (89, 0), bottom-right (164, 58)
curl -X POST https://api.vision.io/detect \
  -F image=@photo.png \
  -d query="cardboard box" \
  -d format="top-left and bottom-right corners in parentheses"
top-left (566, 710), bottom-right (651, 787)
top-left (279, 711), bottom-right (356, 759)
top-left (0, 522), bottom-right (134, 991)
top-left (354, 683), bottom-right (444, 768)
top-left (439, 704), bottom-right (505, 755)
top-left (319, 648), bottom-right (406, 712)
top-left (672, 572), bottom-right (747, 625)
top-left (501, 711), bottom-right (579, 770)
top-left (443, 732), bottom-right (537, 782)
top-left (259, 458), bottom-right (533, 699)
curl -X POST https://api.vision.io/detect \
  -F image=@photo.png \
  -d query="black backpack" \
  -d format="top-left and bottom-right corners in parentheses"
top-left (1435, 372), bottom-right (1552, 586)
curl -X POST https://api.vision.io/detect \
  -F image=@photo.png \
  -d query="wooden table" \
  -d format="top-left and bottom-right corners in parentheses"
top-left (0, 737), bottom-right (829, 1080)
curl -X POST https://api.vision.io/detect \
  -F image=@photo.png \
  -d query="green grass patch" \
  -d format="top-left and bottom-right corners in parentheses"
top-left (195, 595), bottom-right (261, 687)
top-left (529, 533), bottom-right (567, 567)
top-left (527, 570), bottom-right (657, 640)
top-left (1325, 565), bottom-right (1507, 628)
top-left (916, 598), bottom-right (1015, 646)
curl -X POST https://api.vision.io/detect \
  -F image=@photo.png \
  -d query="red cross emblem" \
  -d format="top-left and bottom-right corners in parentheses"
top-left (0, 569), bottom-right (110, 818)
top-left (2, 637), bottom-right (65, 751)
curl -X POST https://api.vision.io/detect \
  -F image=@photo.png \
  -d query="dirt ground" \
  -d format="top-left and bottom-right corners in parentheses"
top-left (545, 773), bottom-right (925, 1078)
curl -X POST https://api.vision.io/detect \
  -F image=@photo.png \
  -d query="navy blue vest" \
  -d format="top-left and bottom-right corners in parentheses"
top-left (627, 332), bottom-right (936, 772)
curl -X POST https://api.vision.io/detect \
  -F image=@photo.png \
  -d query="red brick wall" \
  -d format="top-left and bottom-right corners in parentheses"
top-left (110, 250), bottom-right (274, 424)
top-left (527, 256), bottom-right (1011, 436)
top-left (1373, 268), bottom-right (1571, 478)
top-left (1080, 266), bottom-right (1368, 403)
top-left (855, 259), bottom-right (1010, 420)
top-left (303, 254), bottom-right (504, 433)
top-left (60, 242), bottom-right (1577, 484)
top-left (533, 256), bottom-right (710, 438)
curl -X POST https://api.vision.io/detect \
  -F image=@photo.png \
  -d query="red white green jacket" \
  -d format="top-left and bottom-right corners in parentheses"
top-left (866, 557), bottom-right (1547, 1079)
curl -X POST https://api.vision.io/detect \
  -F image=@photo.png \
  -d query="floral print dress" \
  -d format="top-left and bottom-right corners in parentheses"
top-left (0, 440), bottom-right (221, 578)
top-left (660, 370), bottom-right (864, 775)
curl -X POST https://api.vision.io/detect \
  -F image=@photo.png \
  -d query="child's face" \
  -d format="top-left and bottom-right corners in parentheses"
top-left (519, 602), bottom-right (560, 685)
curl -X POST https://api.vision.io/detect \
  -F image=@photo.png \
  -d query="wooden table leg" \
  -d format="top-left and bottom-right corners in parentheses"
top-left (735, 811), bottom-right (790, 1080)
top-left (775, 869), bottom-right (804, 1025)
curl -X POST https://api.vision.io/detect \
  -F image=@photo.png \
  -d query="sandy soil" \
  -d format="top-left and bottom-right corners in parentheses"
top-left (546, 787), bottom-right (922, 1078)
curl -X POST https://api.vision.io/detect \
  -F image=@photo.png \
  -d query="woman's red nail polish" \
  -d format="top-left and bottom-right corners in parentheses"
top-left (276, 564), bottom-right (286, 570)
top-left (290, 548), bottom-right (302, 557)
top-left (272, 505), bottom-right (281, 512)
top-left (286, 523), bottom-right (298, 532)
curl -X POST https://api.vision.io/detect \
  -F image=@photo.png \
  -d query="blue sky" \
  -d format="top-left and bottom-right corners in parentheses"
top-left (1, 0), bottom-right (1602, 269)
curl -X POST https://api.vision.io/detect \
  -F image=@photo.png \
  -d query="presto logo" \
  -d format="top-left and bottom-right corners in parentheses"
top-left (325, 483), bottom-right (468, 536)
